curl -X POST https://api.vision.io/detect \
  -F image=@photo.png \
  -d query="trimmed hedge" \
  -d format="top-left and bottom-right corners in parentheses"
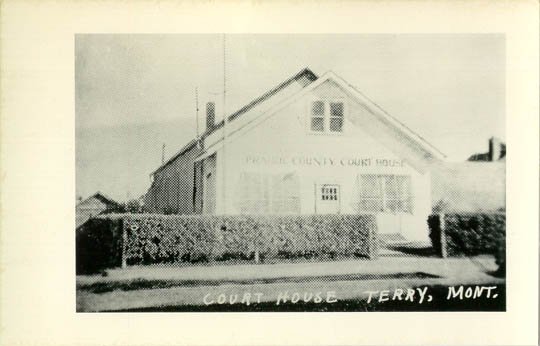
top-left (427, 214), bottom-right (443, 255)
top-left (77, 214), bottom-right (378, 273)
top-left (76, 218), bottom-right (123, 274)
top-left (428, 213), bottom-right (505, 261)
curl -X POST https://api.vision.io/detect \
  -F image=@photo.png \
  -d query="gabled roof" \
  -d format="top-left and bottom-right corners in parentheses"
top-left (152, 138), bottom-right (200, 176)
top-left (207, 68), bottom-right (317, 136)
top-left (77, 191), bottom-right (120, 208)
top-left (76, 192), bottom-right (120, 229)
top-left (152, 68), bottom-right (446, 176)
top-left (152, 68), bottom-right (318, 175)
top-left (197, 70), bottom-right (446, 164)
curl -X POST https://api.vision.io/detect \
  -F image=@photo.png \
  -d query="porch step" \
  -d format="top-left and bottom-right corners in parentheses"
top-left (378, 233), bottom-right (407, 245)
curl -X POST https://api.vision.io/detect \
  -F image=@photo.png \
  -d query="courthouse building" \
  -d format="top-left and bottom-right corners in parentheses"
top-left (144, 68), bottom-right (447, 241)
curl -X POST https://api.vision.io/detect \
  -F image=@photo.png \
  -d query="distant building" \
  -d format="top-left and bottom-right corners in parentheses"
top-left (432, 137), bottom-right (506, 214)
top-left (431, 161), bottom-right (505, 214)
top-left (76, 192), bottom-right (121, 229)
top-left (468, 137), bottom-right (506, 162)
top-left (144, 68), bottom-right (447, 241)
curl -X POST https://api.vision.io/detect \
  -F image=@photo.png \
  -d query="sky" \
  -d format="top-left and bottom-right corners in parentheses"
top-left (75, 34), bottom-right (505, 201)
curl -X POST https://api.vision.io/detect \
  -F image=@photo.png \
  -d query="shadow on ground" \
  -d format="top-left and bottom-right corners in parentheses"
top-left (385, 244), bottom-right (438, 257)
top-left (78, 271), bottom-right (441, 294)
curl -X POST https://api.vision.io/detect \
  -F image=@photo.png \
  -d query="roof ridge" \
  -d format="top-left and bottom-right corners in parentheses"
top-left (78, 191), bottom-right (119, 206)
top-left (204, 67), bottom-right (317, 137)
top-left (196, 70), bottom-right (446, 164)
top-left (151, 67), bottom-right (318, 175)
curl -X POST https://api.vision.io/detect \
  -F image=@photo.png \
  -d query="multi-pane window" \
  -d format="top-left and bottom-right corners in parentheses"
top-left (310, 101), bottom-right (325, 132)
top-left (321, 185), bottom-right (339, 201)
top-left (237, 172), bottom-right (300, 214)
top-left (310, 100), bottom-right (344, 133)
top-left (356, 174), bottom-right (412, 213)
top-left (357, 175), bottom-right (383, 212)
top-left (329, 102), bottom-right (344, 132)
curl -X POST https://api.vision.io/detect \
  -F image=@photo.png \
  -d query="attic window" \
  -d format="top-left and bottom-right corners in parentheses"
top-left (329, 102), bottom-right (344, 132)
top-left (310, 101), bottom-right (325, 132)
top-left (310, 100), bottom-right (344, 133)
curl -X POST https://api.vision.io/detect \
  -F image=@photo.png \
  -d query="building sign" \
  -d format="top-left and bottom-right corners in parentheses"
top-left (244, 155), bottom-right (405, 168)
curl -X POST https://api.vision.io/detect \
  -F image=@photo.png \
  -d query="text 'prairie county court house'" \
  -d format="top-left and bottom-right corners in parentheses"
top-left (144, 68), bottom-right (505, 242)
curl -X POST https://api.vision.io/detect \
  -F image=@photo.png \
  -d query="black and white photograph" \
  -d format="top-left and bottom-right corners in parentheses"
top-left (1, 1), bottom-right (538, 345)
top-left (75, 34), bottom-right (507, 312)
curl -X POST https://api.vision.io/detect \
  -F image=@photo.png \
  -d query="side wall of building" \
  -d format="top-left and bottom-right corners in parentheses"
top-left (144, 143), bottom-right (203, 214)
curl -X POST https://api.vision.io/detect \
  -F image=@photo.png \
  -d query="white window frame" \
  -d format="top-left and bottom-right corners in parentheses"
top-left (356, 174), bottom-right (413, 214)
top-left (307, 98), bottom-right (346, 135)
top-left (237, 172), bottom-right (301, 215)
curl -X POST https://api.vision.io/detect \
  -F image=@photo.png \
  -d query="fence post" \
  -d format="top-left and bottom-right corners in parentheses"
top-left (439, 213), bottom-right (447, 258)
top-left (121, 220), bottom-right (127, 269)
top-left (370, 224), bottom-right (379, 259)
top-left (253, 222), bottom-right (261, 264)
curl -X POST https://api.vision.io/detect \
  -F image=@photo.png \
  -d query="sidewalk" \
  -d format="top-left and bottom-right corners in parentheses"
top-left (77, 256), bottom-right (504, 311)
top-left (78, 256), bottom-right (496, 284)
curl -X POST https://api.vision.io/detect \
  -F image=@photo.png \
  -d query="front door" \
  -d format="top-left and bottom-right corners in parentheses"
top-left (376, 175), bottom-right (406, 241)
top-left (315, 184), bottom-right (341, 214)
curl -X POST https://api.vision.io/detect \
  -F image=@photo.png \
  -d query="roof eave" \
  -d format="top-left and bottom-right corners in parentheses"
top-left (150, 67), bottom-right (319, 175)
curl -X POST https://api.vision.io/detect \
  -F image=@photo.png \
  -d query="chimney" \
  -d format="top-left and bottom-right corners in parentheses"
top-left (206, 102), bottom-right (215, 131)
top-left (489, 137), bottom-right (502, 161)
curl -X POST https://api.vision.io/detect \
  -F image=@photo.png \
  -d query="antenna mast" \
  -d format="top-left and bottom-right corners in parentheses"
top-left (222, 33), bottom-right (227, 214)
top-left (195, 87), bottom-right (200, 146)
